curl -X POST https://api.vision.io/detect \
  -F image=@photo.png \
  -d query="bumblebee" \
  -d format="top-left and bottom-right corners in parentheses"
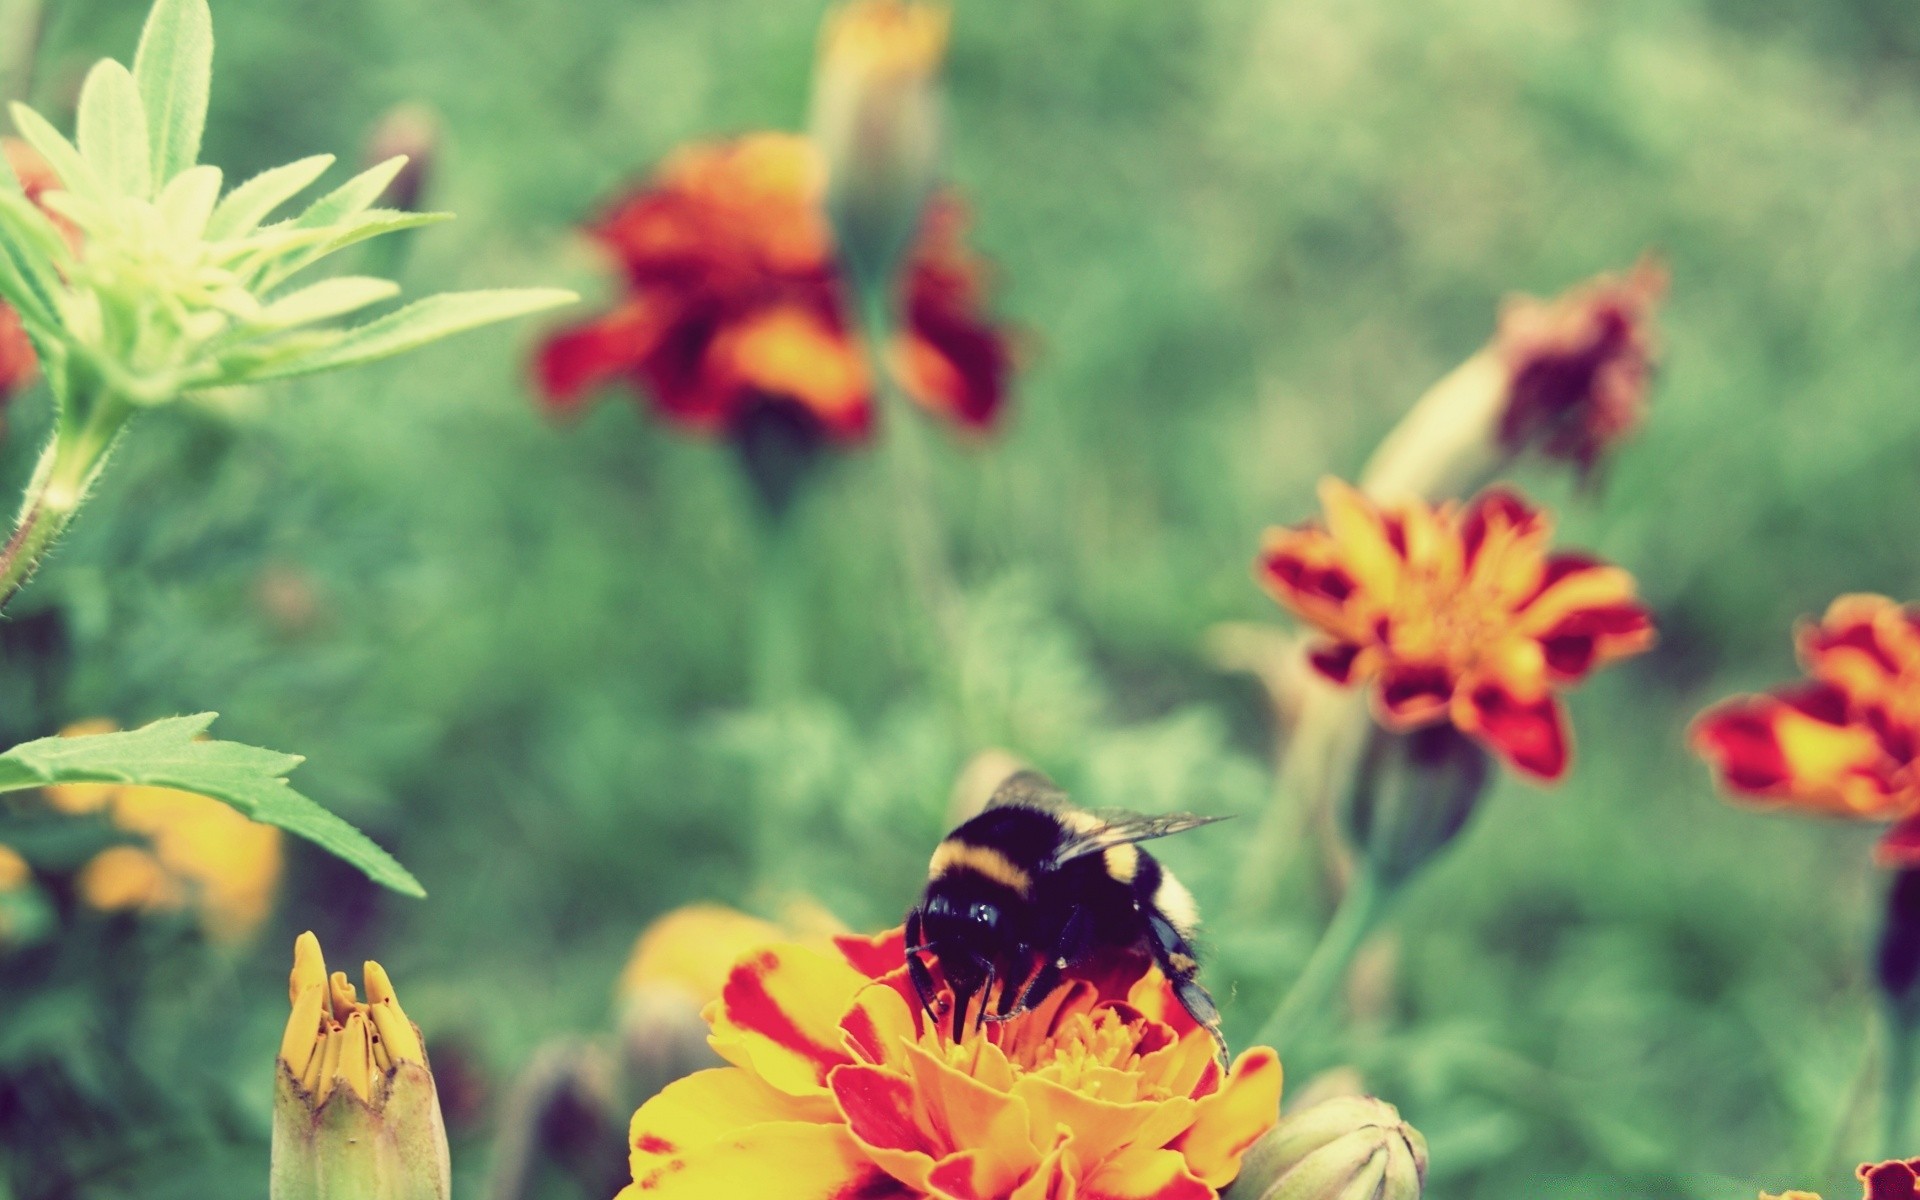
top-left (905, 771), bottom-right (1232, 1061)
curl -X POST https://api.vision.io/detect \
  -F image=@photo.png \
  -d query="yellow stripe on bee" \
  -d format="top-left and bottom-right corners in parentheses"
top-left (929, 840), bottom-right (1033, 896)
top-left (1103, 843), bottom-right (1139, 883)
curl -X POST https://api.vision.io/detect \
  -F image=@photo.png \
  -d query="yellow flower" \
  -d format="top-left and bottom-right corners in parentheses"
top-left (0, 843), bottom-right (29, 893)
top-left (619, 927), bottom-right (1282, 1199)
top-left (272, 932), bottom-right (449, 1200)
top-left (619, 903), bottom-right (788, 1009)
top-left (46, 720), bottom-right (282, 943)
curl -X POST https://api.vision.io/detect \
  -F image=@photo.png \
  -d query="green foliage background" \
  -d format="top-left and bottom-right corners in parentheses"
top-left (4, 0), bottom-right (1919, 1196)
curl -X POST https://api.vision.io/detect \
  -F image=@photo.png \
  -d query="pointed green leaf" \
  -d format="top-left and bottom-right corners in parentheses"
top-left (249, 287), bottom-right (575, 381)
top-left (0, 188), bottom-right (70, 299)
top-left (204, 154), bottom-right (333, 240)
top-left (155, 163), bottom-right (222, 237)
top-left (0, 242), bottom-right (54, 329)
top-left (252, 208), bottom-right (446, 289)
top-left (131, 0), bottom-right (213, 183)
top-left (8, 103), bottom-right (104, 201)
top-left (293, 155), bottom-right (406, 228)
top-left (0, 715), bottom-right (424, 897)
top-left (255, 276), bottom-right (398, 329)
top-left (76, 60), bottom-right (152, 199)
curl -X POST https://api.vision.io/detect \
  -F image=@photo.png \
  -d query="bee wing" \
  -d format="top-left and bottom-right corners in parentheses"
top-left (1049, 810), bottom-right (1235, 867)
top-left (982, 770), bottom-right (1073, 813)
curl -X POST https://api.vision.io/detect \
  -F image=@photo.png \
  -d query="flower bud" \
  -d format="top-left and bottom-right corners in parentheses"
top-left (362, 104), bottom-right (440, 214)
top-left (1341, 723), bottom-right (1490, 890)
top-left (809, 0), bottom-right (949, 301)
top-left (271, 932), bottom-right (450, 1200)
top-left (1228, 1096), bottom-right (1427, 1200)
top-left (1879, 869), bottom-right (1920, 1022)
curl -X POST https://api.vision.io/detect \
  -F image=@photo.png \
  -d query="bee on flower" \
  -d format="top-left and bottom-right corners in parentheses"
top-left (616, 927), bottom-right (1281, 1200)
top-left (1693, 595), bottom-right (1920, 864)
top-left (1258, 478), bottom-right (1656, 780)
top-left (534, 132), bottom-right (1010, 451)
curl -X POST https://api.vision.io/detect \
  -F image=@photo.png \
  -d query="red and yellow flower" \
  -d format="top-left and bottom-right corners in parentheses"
top-left (1693, 595), bottom-right (1920, 865)
top-left (536, 132), bottom-right (1009, 443)
top-left (618, 928), bottom-right (1281, 1199)
top-left (0, 138), bottom-right (58, 403)
top-left (1492, 256), bottom-right (1666, 471)
top-left (1258, 479), bottom-right (1654, 780)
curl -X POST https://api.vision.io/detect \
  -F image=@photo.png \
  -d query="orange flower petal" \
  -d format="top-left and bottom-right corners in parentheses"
top-left (1169, 1047), bottom-right (1282, 1188)
top-left (628, 1119), bottom-right (911, 1199)
top-left (709, 944), bottom-right (866, 1095)
top-left (1078, 1144), bottom-right (1213, 1200)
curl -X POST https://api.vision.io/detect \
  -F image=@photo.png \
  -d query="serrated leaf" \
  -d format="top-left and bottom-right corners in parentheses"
top-left (0, 715), bottom-right (424, 897)
top-left (131, 0), bottom-right (213, 184)
top-left (8, 103), bottom-right (104, 201)
top-left (253, 208), bottom-right (446, 290)
top-left (75, 60), bottom-right (152, 199)
top-left (204, 154), bottom-right (333, 240)
top-left (255, 276), bottom-right (398, 329)
top-left (249, 287), bottom-right (576, 381)
top-left (293, 156), bottom-right (406, 229)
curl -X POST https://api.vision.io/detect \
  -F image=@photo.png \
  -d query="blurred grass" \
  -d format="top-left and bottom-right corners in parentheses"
top-left (4, 0), bottom-right (1920, 1196)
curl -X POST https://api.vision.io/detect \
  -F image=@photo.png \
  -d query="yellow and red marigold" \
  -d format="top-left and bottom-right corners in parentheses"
top-left (618, 928), bottom-right (1281, 1200)
top-left (1693, 595), bottom-right (1920, 865)
top-left (1763, 1157), bottom-right (1920, 1200)
top-left (536, 132), bottom-right (1009, 444)
top-left (1492, 256), bottom-right (1666, 471)
top-left (1258, 478), bottom-right (1654, 780)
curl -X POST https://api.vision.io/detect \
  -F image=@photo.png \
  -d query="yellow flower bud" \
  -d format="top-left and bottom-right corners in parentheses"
top-left (271, 933), bottom-right (450, 1200)
top-left (1228, 1096), bottom-right (1427, 1200)
top-left (809, 0), bottom-right (948, 300)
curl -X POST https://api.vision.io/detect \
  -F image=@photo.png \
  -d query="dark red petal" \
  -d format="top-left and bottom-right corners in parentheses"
top-left (1468, 685), bottom-right (1569, 780)
top-left (1877, 819), bottom-right (1920, 870)
top-left (1859, 1158), bottom-right (1920, 1200)
top-left (1460, 487), bottom-right (1540, 567)
top-left (829, 1064), bottom-right (927, 1157)
top-left (1307, 642), bottom-right (1363, 685)
top-left (1378, 664), bottom-right (1453, 722)
top-left (535, 320), bottom-right (634, 408)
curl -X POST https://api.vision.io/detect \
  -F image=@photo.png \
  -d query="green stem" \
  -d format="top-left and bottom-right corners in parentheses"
top-left (749, 507), bottom-right (804, 706)
top-left (0, 387), bottom-right (130, 615)
top-left (1883, 1004), bottom-right (1918, 1157)
top-left (1254, 865), bottom-right (1389, 1053)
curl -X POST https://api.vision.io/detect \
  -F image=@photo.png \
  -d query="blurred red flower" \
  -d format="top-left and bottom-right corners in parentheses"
top-left (1694, 595), bottom-right (1920, 865)
top-left (1259, 478), bottom-right (1655, 780)
top-left (0, 138), bottom-right (58, 403)
top-left (536, 132), bottom-right (1009, 443)
top-left (1492, 256), bottom-right (1666, 472)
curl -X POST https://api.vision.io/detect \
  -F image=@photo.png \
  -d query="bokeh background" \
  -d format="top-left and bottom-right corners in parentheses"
top-left (4, 0), bottom-right (1919, 1196)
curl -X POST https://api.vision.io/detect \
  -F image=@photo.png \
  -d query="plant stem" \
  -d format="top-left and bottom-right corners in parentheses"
top-left (0, 388), bottom-right (129, 614)
top-left (1883, 1003), bottom-right (1918, 1157)
top-left (1254, 864), bottom-right (1389, 1053)
top-left (750, 507), bottom-right (804, 706)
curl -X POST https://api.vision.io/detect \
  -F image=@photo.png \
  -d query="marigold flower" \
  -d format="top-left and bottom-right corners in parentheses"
top-left (272, 932), bottom-right (450, 1200)
top-left (535, 132), bottom-right (1009, 443)
top-left (619, 928), bottom-right (1282, 1199)
top-left (1762, 1158), bottom-right (1920, 1200)
top-left (1258, 479), bottom-right (1654, 780)
top-left (1492, 256), bottom-right (1666, 471)
top-left (1693, 595), bottom-right (1920, 865)
top-left (46, 719), bottom-right (283, 942)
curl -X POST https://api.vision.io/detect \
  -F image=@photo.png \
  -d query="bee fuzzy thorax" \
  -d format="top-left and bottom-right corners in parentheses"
top-left (928, 840), bottom-right (1033, 896)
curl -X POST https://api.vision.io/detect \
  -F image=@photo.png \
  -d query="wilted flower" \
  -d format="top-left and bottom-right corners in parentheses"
top-left (1692, 595), bottom-right (1920, 865)
top-left (619, 928), bottom-right (1281, 1199)
top-left (272, 931), bottom-right (450, 1200)
top-left (1258, 478), bottom-right (1654, 779)
top-left (811, 0), bottom-right (949, 294)
top-left (47, 719), bottom-right (283, 943)
top-left (1226, 1095), bottom-right (1426, 1200)
top-left (1359, 257), bottom-right (1665, 502)
top-left (535, 132), bottom-right (1009, 445)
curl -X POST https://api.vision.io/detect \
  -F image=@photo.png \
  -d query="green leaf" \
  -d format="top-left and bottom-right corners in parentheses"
top-left (0, 242), bottom-right (53, 330)
top-left (0, 715), bottom-right (424, 897)
top-left (252, 208), bottom-right (446, 290)
top-left (0, 188), bottom-right (70, 303)
top-left (204, 154), bottom-right (333, 240)
top-left (249, 287), bottom-right (576, 381)
top-left (293, 156), bottom-right (406, 228)
top-left (155, 163), bottom-right (221, 237)
top-left (8, 103), bottom-right (104, 202)
top-left (75, 60), bottom-right (152, 199)
top-left (255, 276), bottom-right (399, 329)
top-left (131, 0), bottom-right (213, 184)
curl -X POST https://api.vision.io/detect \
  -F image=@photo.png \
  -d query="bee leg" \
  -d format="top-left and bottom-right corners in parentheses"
top-left (1143, 910), bottom-right (1229, 1066)
top-left (973, 962), bottom-right (997, 1035)
top-left (905, 910), bottom-right (940, 1027)
top-left (950, 979), bottom-right (977, 1042)
top-left (987, 909), bottom-right (1091, 1024)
